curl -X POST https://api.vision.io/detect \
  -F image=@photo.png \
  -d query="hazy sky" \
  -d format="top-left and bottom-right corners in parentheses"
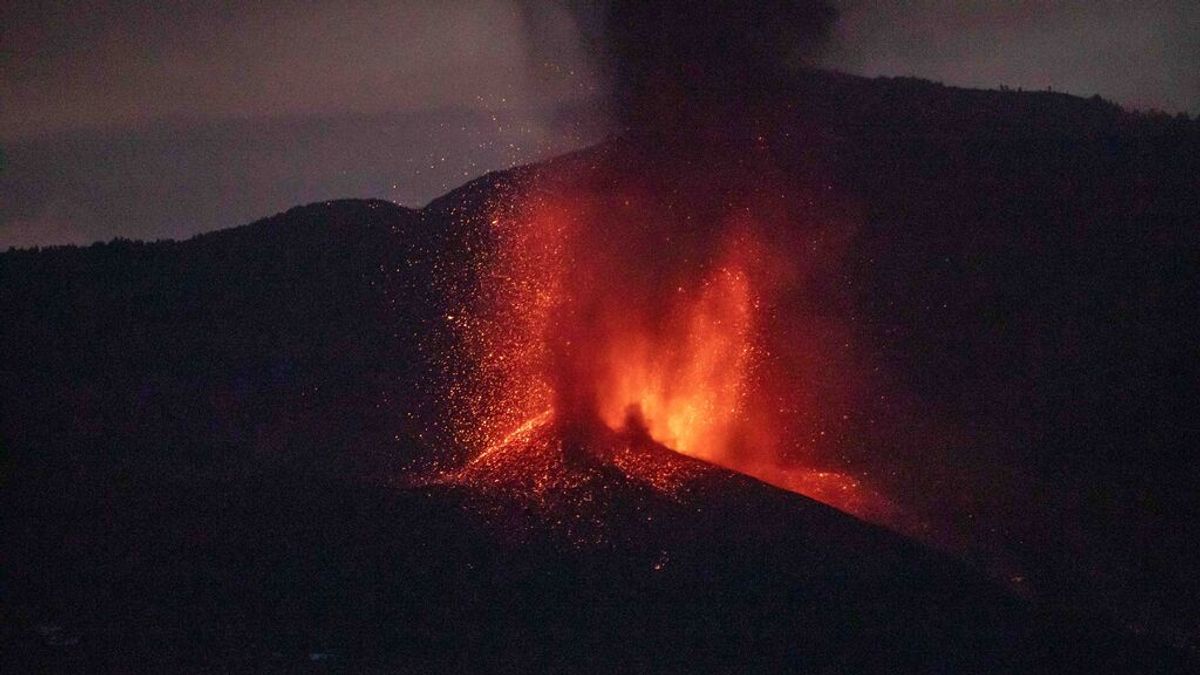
top-left (830, 1), bottom-right (1199, 114)
top-left (2, 1), bottom-right (1197, 248)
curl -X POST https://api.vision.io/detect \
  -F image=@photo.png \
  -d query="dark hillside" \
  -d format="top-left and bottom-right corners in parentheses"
top-left (2, 72), bottom-right (1198, 668)
top-left (802, 72), bottom-right (1200, 642)
top-left (2, 199), bottom-right (422, 471)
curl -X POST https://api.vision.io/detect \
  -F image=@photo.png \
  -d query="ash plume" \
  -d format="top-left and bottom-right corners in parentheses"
top-left (448, 1), bottom-right (888, 531)
top-left (446, 1), bottom-right (859, 478)
top-left (597, 0), bottom-right (839, 129)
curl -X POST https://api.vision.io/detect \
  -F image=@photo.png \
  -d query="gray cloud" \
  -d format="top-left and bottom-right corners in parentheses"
top-left (826, 1), bottom-right (1199, 115)
top-left (0, 104), bottom-right (604, 247)
top-left (0, 1), bottom-right (600, 140)
top-left (1, 1), bottom-right (1196, 248)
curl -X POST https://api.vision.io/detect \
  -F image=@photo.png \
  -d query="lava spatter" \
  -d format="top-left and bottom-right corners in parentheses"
top-left (422, 149), bottom-right (899, 538)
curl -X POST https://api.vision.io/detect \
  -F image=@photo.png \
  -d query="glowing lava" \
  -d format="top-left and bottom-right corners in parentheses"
top-left (594, 252), bottom-right (756, 462)
top-left (431, 160), bottom-right (897, 531)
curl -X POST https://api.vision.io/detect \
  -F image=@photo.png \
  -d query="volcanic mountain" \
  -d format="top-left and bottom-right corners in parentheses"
top-left (3, 71), bottom-right (1198, 670)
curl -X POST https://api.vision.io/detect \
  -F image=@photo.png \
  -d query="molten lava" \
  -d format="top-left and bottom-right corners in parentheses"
top-left (593, 250), bottom-right (755, 462)
top-left (433, 153), bottom-right (900, 532)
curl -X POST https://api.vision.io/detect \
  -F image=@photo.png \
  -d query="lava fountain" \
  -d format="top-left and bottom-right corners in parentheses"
top-left (433, 146), bottom-right (900, 529)
top-left (592, 247), bottom-right (755, 462)
top-left (419, 0), bottom-right (903, 527)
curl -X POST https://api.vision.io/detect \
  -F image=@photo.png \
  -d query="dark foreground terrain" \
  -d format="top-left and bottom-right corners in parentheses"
top-left (3, 71), bottom-right (1198, 670)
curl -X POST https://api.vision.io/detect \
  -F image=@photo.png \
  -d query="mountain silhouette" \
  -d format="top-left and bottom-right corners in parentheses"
top-left (2, 71), bottom-right (1197, 670)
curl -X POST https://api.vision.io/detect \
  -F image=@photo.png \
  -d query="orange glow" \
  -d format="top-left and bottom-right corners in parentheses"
top-left (428, 165), bottom-right (902, 533)
top-left (594, 250), bottom-right (756, 462)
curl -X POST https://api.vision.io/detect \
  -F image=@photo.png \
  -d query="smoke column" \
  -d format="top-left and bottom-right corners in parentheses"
top-left (431, 0), bottom-right (926, 530)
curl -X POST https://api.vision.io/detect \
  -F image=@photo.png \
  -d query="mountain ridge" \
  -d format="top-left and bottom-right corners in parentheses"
top-left (3, 68), bottom-right (1197, 668)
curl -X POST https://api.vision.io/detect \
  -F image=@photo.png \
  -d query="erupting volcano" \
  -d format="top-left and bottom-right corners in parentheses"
top-left (430, 142), bottom-right (900, 533)
top-left (7, 0), bottom-right (1197, 669)
top-left (416, 0), bottom-right (915, 536)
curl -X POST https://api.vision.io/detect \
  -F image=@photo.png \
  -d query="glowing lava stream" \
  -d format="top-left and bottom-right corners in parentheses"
top-left (466, 408), bottom-right (554, 468)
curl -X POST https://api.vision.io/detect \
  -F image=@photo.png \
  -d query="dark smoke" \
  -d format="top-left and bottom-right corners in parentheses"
top-left (599, 0), bottom-right (839, 129)
top-left (527, 2), bottom-right (848, 454)
top-left (504, 2), bottom-right (856, 476)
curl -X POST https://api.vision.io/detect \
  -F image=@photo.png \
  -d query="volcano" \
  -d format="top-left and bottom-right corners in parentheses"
top-left (3, 71), bottom-right (1198, 670)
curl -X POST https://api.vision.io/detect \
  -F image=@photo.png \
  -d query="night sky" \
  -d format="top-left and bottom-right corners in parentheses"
top-left (2, 0), bottom-right (1197, 249)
